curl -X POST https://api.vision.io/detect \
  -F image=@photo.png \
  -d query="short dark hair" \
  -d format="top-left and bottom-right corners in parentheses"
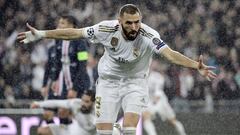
top-left (119, 4), bottom-right (141, 17)
top-left (83, 90), bottom-right (95, 102)
top-left (60, 14), bottom-right (79, 28)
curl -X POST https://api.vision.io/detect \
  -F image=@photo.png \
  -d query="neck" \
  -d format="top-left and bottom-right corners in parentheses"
top-left (120, 26), bottom-right (129, 40)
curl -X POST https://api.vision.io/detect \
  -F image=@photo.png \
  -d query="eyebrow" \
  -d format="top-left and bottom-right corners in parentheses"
top-left (126, 20), bottom-right (140, 24)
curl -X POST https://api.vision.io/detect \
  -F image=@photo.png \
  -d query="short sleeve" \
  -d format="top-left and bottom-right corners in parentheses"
top-left (149, 35), bottom-right (168, 54)
top-left (140, 23), bottom-right (168, 53)
top-left (82, 20), bottom-right (117, 44)
top-left (82, 23), bottom-right (99, 43)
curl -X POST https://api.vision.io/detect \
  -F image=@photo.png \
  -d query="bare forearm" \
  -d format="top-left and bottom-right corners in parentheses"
top-left (169, 51), bottom-right (198, 69)
top-left (161, 47), bottom-right (216, 81)
top-left (162, 47), bottom-right (199, 69)
top-left (36, 100), bottom-right (70, 109)
top-left (45, 28), bottom-right (84, 40)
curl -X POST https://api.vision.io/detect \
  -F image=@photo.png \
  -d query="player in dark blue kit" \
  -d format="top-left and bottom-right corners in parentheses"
top-left (40, 13), bottom-right (90, 125)
top-left (50, 14), bottom-right (90, 99)
top-left (52, 37), bottom-right (90, 99)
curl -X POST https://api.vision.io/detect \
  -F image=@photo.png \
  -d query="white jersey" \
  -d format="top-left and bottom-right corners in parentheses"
top-left (36, 99), bottom-right (96, 134)
top-left (148, 71), bottom-right (167, 102)
top-left (83, 20), bottom-right (168, 78)
top-left (147, 71), bottom-right (176, 121)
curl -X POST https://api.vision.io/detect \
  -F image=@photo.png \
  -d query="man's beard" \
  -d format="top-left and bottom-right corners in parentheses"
top-left (80, 106), bottom-right (92, 114)
top-left (122, 25), bottom-right (139, 41)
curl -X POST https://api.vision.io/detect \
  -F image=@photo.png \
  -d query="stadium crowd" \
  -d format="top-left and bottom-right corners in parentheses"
top-left (0, 0), bottom-right (240, 108)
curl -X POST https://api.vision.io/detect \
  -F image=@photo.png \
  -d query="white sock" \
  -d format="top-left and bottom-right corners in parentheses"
top-left (143, 119), bottom-right (157, 135)
top-left (97, 130), bottom-right (112, 135)
top-left (174, 121), bottom-right (186, 135)
top-left (122, 127), bottom-right (136, 135)
top-left (112, 123), bottom-right (121, 135)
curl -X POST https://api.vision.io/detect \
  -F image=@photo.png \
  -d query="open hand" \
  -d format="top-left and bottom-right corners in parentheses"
top-left (17, 23), bottom-right (45, 44)
top-left (197, 55), bottom-right (217, 81)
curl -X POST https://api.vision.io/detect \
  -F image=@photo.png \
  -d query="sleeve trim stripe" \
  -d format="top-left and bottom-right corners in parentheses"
top-left (139, 28), bottom-right (154, 39)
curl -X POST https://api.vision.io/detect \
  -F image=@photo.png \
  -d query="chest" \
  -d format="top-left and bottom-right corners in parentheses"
top-left (104, 33), bottom-right (149, 63)
top-left (57, 41), bottom-right (79, 64)
top-left (60, 42), bottom-right (76, 57)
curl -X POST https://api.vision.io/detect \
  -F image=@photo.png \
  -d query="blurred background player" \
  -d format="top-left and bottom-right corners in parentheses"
top-left (40, 13), bottom-right (90, 126)
top-left (31, 90), bottom-right (122, 135)
top-left (50, 13), bottom-right (90, 99)
top-left (31, 90), bottom-right (96, 135)
top-left (143, 60), bottom-right (186, 135)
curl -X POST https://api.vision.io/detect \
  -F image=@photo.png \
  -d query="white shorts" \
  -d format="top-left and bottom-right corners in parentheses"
top-left (49, 119), bottom-right (93, 135)
top-left (148, 95), bottom-right (175, 121)
top-left (95, 77), bottom-right (149, 123)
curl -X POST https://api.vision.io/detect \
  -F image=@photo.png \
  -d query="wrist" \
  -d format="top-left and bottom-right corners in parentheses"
top-left (38, 30), bottom-right (46, 38)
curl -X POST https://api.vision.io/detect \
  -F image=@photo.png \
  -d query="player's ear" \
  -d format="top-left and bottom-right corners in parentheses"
top-left (118, 17), bottom-right (122, 24)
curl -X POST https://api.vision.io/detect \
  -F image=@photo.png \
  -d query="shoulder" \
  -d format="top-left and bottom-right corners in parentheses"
top-left (139, 23), bottom-right (160, 39)
top-left (97, 20), bottom-right (119, 27)
top-left (139, 23), bottom-right (167, 52)
top-left (84, 20), bottom-right (119, 41)
top-left (55, 41), bottom-right (62, 50)
top-left (55, 40), bottom-right (62, 45)
top-left (95, 20), bottom-right (119, 33)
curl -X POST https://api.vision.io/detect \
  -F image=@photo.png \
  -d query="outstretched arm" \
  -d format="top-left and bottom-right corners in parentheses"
top-left (161, 47), bottom-right (217, 81)
top-left (30, 99), bottom-right (81, 110)
top-left (17, 23), bottom-right (85, 44)
top-left (31, 99), bottom-right (71, 109)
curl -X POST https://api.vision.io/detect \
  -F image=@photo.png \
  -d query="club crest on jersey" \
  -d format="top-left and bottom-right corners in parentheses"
top-left (133, 48), bottom-right (140, 57)
top-left (111, 37), bottom-right (119, 47)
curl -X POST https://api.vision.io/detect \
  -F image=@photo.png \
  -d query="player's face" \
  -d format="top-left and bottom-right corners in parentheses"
top-left (80, 94), bottom-right (94, 114)
top-left (57, 18), bottom-right (74, 29)
top-left (119, 12), bottom-right (141, 41)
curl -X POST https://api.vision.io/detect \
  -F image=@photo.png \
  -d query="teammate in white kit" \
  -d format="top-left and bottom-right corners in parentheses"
top-left (18, 4), bottom-right (217, 135)
top-left (143, 60), bottom-right (186, 135)
top-left (31, 90), bottom-right (96, 135)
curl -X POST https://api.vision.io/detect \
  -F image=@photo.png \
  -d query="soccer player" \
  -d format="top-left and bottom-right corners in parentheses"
top-left (31, 90), bottom-right (96, 135)
top-left (50, 14), bottom-right (90, 99)
top-left (17, 4), bottom-right (217, 135)
top-left (40, 14), bottom-right (90, 126)
top-left (143, 60), bottom-right (186, 135)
